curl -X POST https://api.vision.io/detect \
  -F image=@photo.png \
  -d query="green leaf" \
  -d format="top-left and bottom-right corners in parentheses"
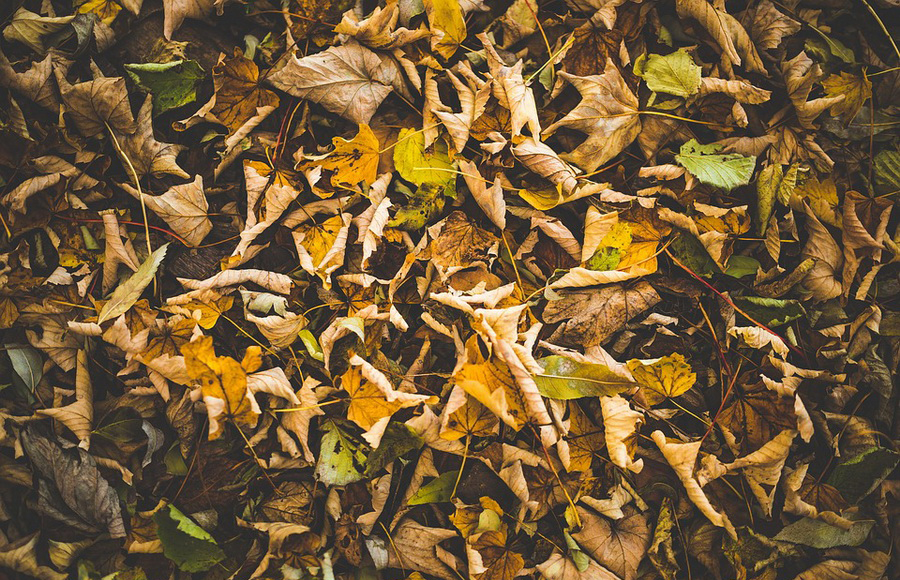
top-left (153, 504), bottom-right (225, 573)
top-left (298, 329), bottom-right (324, 362)
top-left (98, 243), bottom-right (169, 324)
top-left (774, 518), bottom-right (874, 549)
top-left (534, 356), bottom-right (634, 399)
top-left (675, 139), bottom-right (756, 191)
top-left (669, 231), bottom-right (720, 277)
top-left (393, 128), bottom-right (456, 191)
top-left (315, 420), bottom-right (368, 486)
top-left (724, 255), bottom-right (760, 279)
top-left (125, 60), bottom-right (205, 116)
top-left (827, 446), bottom-right (899, 503)
top-left (365, 422), bottom-right (424, 476)
top-left (6, 344), bottom-right (42, 392)
top-left (387, 182), bottom-right (448, 230)
top-left (407, 470), bottom-right (458, 505)
top-left (874, 149), bottom-right (900, 195)
top-left (733, 296), bottom-right (805, 327)
top-left (635, 50), bottom-right (701, 98)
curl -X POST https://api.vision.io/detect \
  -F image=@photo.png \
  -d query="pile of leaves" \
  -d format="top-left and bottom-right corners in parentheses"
top-left (0, 0), bottom-right (898, 578)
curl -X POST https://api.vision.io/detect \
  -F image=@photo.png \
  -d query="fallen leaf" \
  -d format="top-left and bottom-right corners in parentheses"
top-left (424, 0), bottom-right (466, 59)
top-left (626, 353), bottom-right (696, 405)
top-left (543, 61), bottom-right (641, 172)
top-left (573, 505), bottom-right (651, 580)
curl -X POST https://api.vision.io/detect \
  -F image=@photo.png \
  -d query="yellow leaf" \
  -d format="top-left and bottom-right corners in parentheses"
top-left (314, 124), bottom-right (380, 187)
top-left (144, 318), bottom-right (197, 361)
top-left (822, 71), bottom-right (871, 120)
top-left (424, 0), bottom-right (466, 60)
top-left (627, 353), bottom-right (696, 405)
top-left (181, 336), bottom-right (258, 439)
top-left (453, 355), bottom-right (526, 431)
top-left (292, 214), bottom-right (350, 284)
top-left (343, 366), bottom-right (404, 432)
top-left (441, 388), bottom-right (499, 441)
top-left (78, 0), bottom-right (122, 25)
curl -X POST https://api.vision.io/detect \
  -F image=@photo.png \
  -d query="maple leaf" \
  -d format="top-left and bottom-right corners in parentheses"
top-left (303, 124), bottom-right (380, 187)
top-left (122, 175), bottom-right (211, 247)
top-left (210, 49), bottom-right (279, 135)
top-left (267, 43), bottom-right (410, 124)
top-left (543, 61), bottom-right (641, 172)
top-left (181, 335), bottom-right (258, 439)
top-left (55, 72), bottom-right (136, 137)
top-left (114, 96), bottom-right (190, 179)
top-left (335, 1), bottom-right (430, 50)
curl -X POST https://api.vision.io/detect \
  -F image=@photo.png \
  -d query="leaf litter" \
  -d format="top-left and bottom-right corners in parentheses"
top-left (0, 0), bottom-right (898, 579)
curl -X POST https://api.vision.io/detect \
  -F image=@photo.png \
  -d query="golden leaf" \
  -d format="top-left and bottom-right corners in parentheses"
top-left (627, 353), bottom-right (696, 405)
top-left (822, 71), bottom-right (872, 120)
top-left (211, 50), bottom-right (280, 135)
top-left (424, 0), bottom-right (466, 60)
top-left (181, 336), bottom-right (258, 439)
top-left (312, 124), bottom-right (380, 187)
top-left (452, 355), bottom-right (526, 431)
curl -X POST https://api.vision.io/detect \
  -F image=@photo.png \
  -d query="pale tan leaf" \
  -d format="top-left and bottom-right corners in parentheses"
top-left (543, 62), bottom-right (641, 172)
top-left (458, 159), bottom-right (506, 230)
top-left (0, 533), bottom-right (67, 580)
top-left (244, 309), bottom-right (308, 349)
top-left (122, 175), bottom-right (211, 247)
top-left (334, 1), bottom-right (430, 49)
top-left (748, 0), bottom-right (801, 50)
top-left (0, 51), bottom-right (59, 112)
top-left (163, 0), bottom-right (215, 39)
top-left (651, 430), bottom-right (735, 538)
top-left (433, 61), bottom-right (491, 152)
top-left (278, 376), bottom-right (324, 462)
top-left (782, 52), bottom-right (845, 129)
top-left (3, 8), bottom-right (73, 53)
top-left (698, 77), bottom-right (771, 104)
top-left (480, 33), bottom-right (541, 138)
top-left (37, 350), bottom-right (93, 449)
top-left (600, 395), bottom-right (644, 473)
top-left (728, 325), bottom-right (790, 357)
top-left (267, 43), bottom-right (409, 124)
top-left (56, 73), bottom-right (135, 138)
top-left (114, 96), bottom-right (189, 179)
top-left (675, 0), bottom-right (765, 73)
top-left (512, 137), bottom-right (580, 195)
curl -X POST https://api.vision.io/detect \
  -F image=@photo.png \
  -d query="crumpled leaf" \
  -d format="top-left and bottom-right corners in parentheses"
top-left (600, 395), bottom-right (644, 473)
top-left (163, 0), bottom-right (215, 39)
top-left (3, 8), bottom-right (74, 53)
top-left (334, 1), bottom-right (430, 50)
top-left (675, 0), bottom-right (764, 73)
top-left (20, 424), bottom-right (126, 538)
top-left (0, 533), bottom-right (67, 580)
top-left (56, 73), bottom-right (136, 137)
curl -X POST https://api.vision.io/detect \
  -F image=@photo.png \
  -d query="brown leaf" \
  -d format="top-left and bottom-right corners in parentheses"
top-left (123, 175), bottom-right (211, 247)
top-left (211, 50), bottom-right (280, 135)
top-left (163, 0), bottom-right (215, 39)
top-left (267, 43), bottom-right (409, 124)
top-left (543, 282), bottom-right (661, 348)
top-left (334, 1), bottom-right (430, 50)
top-left (573, 505), bottom-right (651, 580)
top-left (675, 0), bottom-right (765, 74)
top-left (429, 211), bottom-right (499, 276)
top-left (56, 73), bottom-right (136, 138)
top-left (114, 96), bottom-right (189, 179)
top-left (383, 519), bottom-right (465, 580)
top-left (543, 61), bottom-right (641, 172)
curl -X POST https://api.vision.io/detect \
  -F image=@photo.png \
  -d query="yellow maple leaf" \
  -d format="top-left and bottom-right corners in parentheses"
top-left (78, 0), bottom-right (122, 25)
top-left (343, 366), bottom-right (404, 431)
top-left (181, 336), bottom-right (258, 439)
top-left (627, 353), bottom-right (696, 406)
top-left (822, 71), bottom-right (872, 120)
top-left (424, 0), bottom-right (466, 60)
top-left (312, 124), bottom-right (380, 187)
top-left (452, 355), bottom-right (526, 431)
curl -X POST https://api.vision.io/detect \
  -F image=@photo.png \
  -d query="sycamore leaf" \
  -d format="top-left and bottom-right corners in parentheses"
top-left (573, 506), bottom-right (651, 580)
top-left (543, 62), bottom-right (642, 172)
top-left (115, 97), bottom-right (190, 179)
top-left (125, 60), bottom-right (204, 116)
top-left (56, 73), bottom-right (136, 138)
top-left (675, 139), bottom-right (756, 190)
top-left (98, 243), bottom-right (169, 324)
top-left (821, 72), bottom-right (872, 121)
top-left (311, 124), bottom-right (380, 187)
top-left (635, 50), bottom-right (701, 98)
top-left (626, 353), bottom-right (696, 405)
top-left (267, 43), bottom-right (408, 124)
top-left (181, 336), bottom-right (258, 439)
top-left (316, 419), bottom-right (368, 486)
top-left (394, 128), bottom-right (456, 190)
top-left (210, 50), bottom-right (279, 135)
top-left (534, 356), bottom-right (634, 399)
top-left (123, 176), bottom-right (210, 247)
top-left (424, 0), bottom-right (466, 59)
top-left (335, 1), bottom-right (430, 49)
